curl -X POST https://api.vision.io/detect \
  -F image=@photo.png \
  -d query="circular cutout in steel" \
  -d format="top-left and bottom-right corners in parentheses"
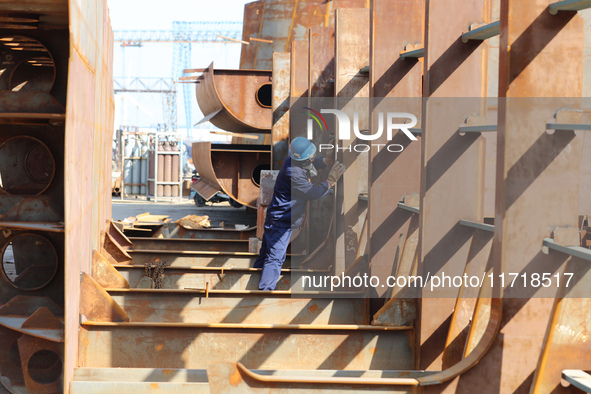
top-left (27, 350), bottom-right (62, 385)
top-left (255, 83), bottom-right (272, 108)
top-left (0, 136), bottom-right (55, 195)
top-left (0, 36), bottom-right (55, 92)
top-left (251, 164), bottom-right (271, 187)
top-left (1, 233), bottom-right (58, 291)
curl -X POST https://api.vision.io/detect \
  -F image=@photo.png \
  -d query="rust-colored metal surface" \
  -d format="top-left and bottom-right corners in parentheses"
top-left (0, 1), bottom-right (112, 392)
top-left (473, 1), bottom-right (585, 392)
top-left (108, 292), bottom-right (367, 325)
top-left (239, 1), bottom-right (264, 70)
top-left (245, 0), bottom-right (368, 70)
top-left (530, 257), bottom-right (591, 393)
top-left (192, 141), bottom-right (271, 208)
top-left (271, 52), bottom-right (290, 169)
top-left (289, 40), bottom-right (309, 140)
top-left (114, 266), bottom-right (330, 291)
top-left (334, 8), bottom-right (370, 274)
top-left (79, 324), bottom-right (414, 371)
top-left (91, 250), bottom-right (130, 289)
top-left (195, 63), bottom-right (272, 133)
top-left (79, 273), bottom-right (128, 323)
top-left (419, 0), bottom-right (489, 378)
top-left (368, 0), bottom-right (424, 304)
top-left (307, 26), bottom-right (336, 258)
top-left (159, 222), bottom-right (257, 240)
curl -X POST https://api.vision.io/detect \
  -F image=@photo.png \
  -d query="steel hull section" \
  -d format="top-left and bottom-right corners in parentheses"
top-left (115, 268), bottom-right (329, 291)
top-left (195, 63), bottom-right (272, 133)
top-left (109, 293), bottom-right (365, 324)
top-left (79, 325), bottom-right (414, 371)
top-left (192, 142), bottom-right (270, 209)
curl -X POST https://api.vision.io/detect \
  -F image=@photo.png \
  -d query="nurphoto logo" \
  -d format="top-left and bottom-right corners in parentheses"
top-left (304, 108), bottom-right (419, 153)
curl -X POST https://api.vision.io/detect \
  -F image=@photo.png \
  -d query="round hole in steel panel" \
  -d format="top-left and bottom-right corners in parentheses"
top-left (0, 136), bottom-right (55, 195)
top-left (27, 350), bottom-right (62, 385)
top-left (252, 164), bottom-right (271, 187)
top-left (0, 36), bottom-right (55, 92)
top-left (1, 233), bottom-right (58, 291)
top-left (9, 339), bottom-right (21, 367)
top-left (255, 83), bottom-right (272, 108)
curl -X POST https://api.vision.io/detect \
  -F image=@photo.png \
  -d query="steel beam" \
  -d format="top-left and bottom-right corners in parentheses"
top-left (399, 203), bottom-right (421, 215)
top-left (480, 1), bottom-right (585, 392)
top-left (159, 222), bottom-right (256, 240)
top-left (126, 250), bottom-right (288, 269)
top-left (79, 325), bottom-right (414, 371)
top-left (369, 0), bottom-right (424, 305)
top-left (419, 0), bottom-right (489, 375)
top-left (109, 293), bottom-right (367, 325)
top-left (115, 266), bottom-right (330, 291)
top-left (239, 1), bottom-right (264, 69)
top-left (253, 2), bottom-right (329, 70)
top-left (549, 0), bottom-right (591, 14)
top-left (289, 40), bottom-right (309, 139)
top-left (271, 52), bottom-right (290, 170)
top-left (458, 125), bottom-right (498, 133)
top-left (334, 8), bottom-right (370, 274)
top-left (129, 237), bottom-right (250, 253)
top-left (458, 220), bottom-right (494, 232)
top-left (460, 20), bottom-right (500, 43)
top-left (399, 47), bottom-right (425, 59)
top-left (308, 26), bottom-right (337, 259)
top-left (542, 238), bottom-right (591, 261)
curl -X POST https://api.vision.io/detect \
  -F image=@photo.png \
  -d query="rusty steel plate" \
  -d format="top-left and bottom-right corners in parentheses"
top-left (195, 62), bottom-right (272, 133)
top-left (192, 141), bottom-right (270, 208)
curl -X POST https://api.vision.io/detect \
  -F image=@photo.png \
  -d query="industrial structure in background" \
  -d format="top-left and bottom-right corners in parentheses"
top-left (111, 22), bottom-right (244, 201)
top-left (1, 0), bottom-right (591, 393)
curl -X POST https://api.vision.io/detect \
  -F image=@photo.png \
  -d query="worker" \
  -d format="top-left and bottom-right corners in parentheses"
top-left (253, 137), bottom-right (346, 290)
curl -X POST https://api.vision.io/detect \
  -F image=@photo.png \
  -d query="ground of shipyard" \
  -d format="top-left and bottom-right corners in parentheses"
top-left (112, 196), bottom-right (257, 228)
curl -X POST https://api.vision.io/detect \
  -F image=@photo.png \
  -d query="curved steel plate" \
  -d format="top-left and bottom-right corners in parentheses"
top-left (192, 142), bottom-right (271, 209)
top-left (195, 63), bottom-right (272, 133)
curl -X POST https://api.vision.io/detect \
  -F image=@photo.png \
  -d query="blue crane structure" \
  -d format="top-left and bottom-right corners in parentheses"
top-left (114, 22), bottom-right (243, 135)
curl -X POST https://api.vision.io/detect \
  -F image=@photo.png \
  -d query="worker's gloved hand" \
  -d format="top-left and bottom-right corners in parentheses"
top-left (327, 161), bottom-right (346, 187)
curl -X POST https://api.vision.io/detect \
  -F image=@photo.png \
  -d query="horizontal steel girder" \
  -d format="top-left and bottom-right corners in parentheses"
top-left (115, 266), bottom-right (330, 291)
top-left (109, 293), bottom-right (367, 325)
top-left (79, 325), bottom-right (414, 371)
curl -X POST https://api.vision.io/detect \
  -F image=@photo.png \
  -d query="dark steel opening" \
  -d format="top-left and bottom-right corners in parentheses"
top-left (0, 36), bottom-right (55, 92)
top-left (27, 350), bottom-right (62, 384)
top-left (252, 164), bottom-right (271, 186)
top-left (255, 83), bottom-right (272, 108)
top-left (0, 136), bottom-right (55, 196)
top-left (9, 340), bottom-right (21, 367)
top-left (1, 233), bottom-right (59, 291)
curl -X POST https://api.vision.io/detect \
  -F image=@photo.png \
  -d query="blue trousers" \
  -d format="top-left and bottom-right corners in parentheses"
top-left (253, 225), bottom-right (292, 290)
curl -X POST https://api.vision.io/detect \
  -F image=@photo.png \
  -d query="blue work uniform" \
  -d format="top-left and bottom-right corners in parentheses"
top-left (253, 156), bottom-right (330, 290)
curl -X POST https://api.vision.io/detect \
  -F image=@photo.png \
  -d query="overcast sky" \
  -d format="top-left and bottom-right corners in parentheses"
top-left (107, 0), bottom-right (252, 139)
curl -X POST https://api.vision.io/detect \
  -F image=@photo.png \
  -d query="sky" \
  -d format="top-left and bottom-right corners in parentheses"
top-left (107, 0), bottom-right (253, 141)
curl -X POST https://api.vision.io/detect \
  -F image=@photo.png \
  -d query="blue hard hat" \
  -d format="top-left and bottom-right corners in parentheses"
top-left (289, 137), bottom-right (317, 161)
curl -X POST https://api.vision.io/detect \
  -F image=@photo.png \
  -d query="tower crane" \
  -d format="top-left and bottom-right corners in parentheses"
top-left (114, 22), bottom-right (243, 135)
